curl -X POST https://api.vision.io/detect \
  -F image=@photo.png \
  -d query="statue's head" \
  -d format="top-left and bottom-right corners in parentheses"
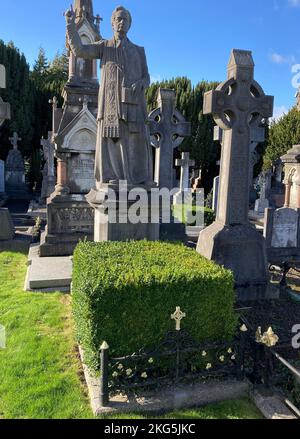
top-left (111, 6), bottom-right (132, 35)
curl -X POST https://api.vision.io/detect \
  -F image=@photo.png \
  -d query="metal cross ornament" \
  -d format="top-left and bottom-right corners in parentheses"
top-left (171, 307), bottom-right (186, 331)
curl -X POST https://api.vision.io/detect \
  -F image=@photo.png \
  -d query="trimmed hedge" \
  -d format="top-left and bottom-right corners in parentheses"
top-left (72, 241), bottom-right (237, 373)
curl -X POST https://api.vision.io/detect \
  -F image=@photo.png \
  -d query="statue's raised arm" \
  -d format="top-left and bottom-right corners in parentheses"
top-left (65, 4), bottom-right (102, 60)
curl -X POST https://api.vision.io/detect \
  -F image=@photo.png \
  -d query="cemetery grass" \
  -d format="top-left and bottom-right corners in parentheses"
top-left (0, 251), bottom-right (92, 419)
top-left (0, 251), bottom-right (262, 420)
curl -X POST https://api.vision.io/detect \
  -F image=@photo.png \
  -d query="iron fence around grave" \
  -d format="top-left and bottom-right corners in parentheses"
top-left (239, 316), bottom-right (300, 419)
top-left (99, 308), bottom-right (248, 407)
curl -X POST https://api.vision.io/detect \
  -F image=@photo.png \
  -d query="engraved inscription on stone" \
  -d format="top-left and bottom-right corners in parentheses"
top-left (53, 207), bottom-right (94, 234)
top-left (271, 208), bottom-right (298, 248)
top-left (68, 154), bottom-right (95, 193)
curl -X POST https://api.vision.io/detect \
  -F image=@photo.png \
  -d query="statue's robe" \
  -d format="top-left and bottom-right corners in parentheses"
top-left (67, 23), bottom-right (153, 186)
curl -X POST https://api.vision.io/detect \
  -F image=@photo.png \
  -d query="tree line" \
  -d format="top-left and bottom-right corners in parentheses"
top-left (0, 41), bottom-right (68, 187)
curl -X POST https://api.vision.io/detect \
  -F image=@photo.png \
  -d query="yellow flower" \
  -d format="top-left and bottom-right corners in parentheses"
top-left (202, 351), bottom-right (207, 357)
top-left (220, 356), bottom-right (225, 362)
top-left (112, 372), bottom-right (118, 378)
top-left (227, 348), bottom-right (232, 354)
top-left (126, 369), bottom-right (133, 376)
top-left (141, 372), bottom-right (148, 379)
top-left (117, 363), bottom-right (124, 370)
top-left (148, 358), bottom-right (154, 364)
top-left (206, 363), bottom-right (212, 370)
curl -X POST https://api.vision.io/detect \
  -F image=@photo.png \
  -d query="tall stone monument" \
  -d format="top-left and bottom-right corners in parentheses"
top-left (149, 89), bottom-right (191, 190)
top-left (66, 5), bottom-right (160, 242)
top-left (0, 65), bottom-right (10, 128)
top-left (5, 132), bottom-right (29, 199)
top-left (197, 49), bottom-right (274, 298)
top-left (40, 132), bottom-right (56, 203)
top-left (0, 64), bottom-right (10, 205)
top-left (40, 0), bottom-right (101, 256)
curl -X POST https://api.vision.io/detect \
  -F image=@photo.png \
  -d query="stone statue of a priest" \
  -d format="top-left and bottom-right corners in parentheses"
top-left (65, 5), bottom-right (153, 187)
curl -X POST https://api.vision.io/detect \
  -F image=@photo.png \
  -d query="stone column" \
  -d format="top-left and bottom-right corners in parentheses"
top-left (284, 183), bottom-right (291, 208)
top-left (55, 154), bottom-right (70, 195)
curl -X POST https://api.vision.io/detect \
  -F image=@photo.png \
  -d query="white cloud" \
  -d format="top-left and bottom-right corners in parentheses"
top-left (272, 105), bottom-right (290, 121)
top-left (289, 0), bottom-right (300, 7)
top-left (270, 52), bottom-right (296, 64)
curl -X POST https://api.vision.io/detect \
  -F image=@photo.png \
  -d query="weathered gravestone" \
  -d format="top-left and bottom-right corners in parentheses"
top-left (0, 208), bottom-right (14, 241)
top-left (264, 145), bottom-right (300, 265)
top-left (5, 132), bottom-right (29, 199)
top-left (149, 89), bottom-right (191, 190)
top-left (40, 132), bottom-right (56, 203)
top-left (40, 0), bottom-right (101, 256)
top-left (214, 122), bottom-right (266, 205)
top-left (173, 152), bottom-right (195, 205)
top-left (0, 64), bottom-right (10, 127)
top-left (197, 49), bottom-right (274, 298)
top-left (212, 175), bottom-right (220, 213)
top-left (254, 170), bottom-right (272, 216)
top-left (0, 160), bottom-right (6, 206)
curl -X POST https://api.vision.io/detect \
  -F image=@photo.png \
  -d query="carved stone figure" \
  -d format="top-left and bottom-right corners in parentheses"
top-left (65, 5), bottom-right (153, 186)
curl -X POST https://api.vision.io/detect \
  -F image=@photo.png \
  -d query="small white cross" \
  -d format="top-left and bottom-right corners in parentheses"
top-left (171, 307), bottom-right (186, 331)
top-left (9, 132), bottom-right (21, 150)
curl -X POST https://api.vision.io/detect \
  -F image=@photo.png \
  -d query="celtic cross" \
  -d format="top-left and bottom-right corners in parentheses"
top-left (171, 307), bottom-right (186, 331)
top-left (203, 49), bottom-right (273, 226)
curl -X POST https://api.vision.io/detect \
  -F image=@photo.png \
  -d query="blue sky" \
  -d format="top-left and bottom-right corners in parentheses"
top-left (1, 0), bottom-right (300, 119)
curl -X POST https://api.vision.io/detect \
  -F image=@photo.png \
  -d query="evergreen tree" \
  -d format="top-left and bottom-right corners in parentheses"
top-left (263, 107), bottom-right (300, 170)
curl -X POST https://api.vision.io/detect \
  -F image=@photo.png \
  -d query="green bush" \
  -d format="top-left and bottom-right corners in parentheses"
top-left (72, 241), bottom-right (237, 373)
top-left (172, 205), bottom-right (215, 227)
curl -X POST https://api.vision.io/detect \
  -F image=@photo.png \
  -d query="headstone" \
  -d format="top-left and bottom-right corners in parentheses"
top-left (0, 160), bottom-right (4, 193)
top-left (40, 132), bottom-right (56, 202)
top-left (5, 132), bottom-right (29, 199)
top-left (254, 171), bottom-right (272, 216)
top-left (212, 176), bottom-right (220, 213)
top-left (264, 207), bottom-right (300, 265)
top-left (149, 88), bottom-right (191, 190)
top-left (0, 208), bottom-right (14, 240)
top-left (173, 152), bottom-right (195, 205)
top-left (40, 0), bottom-right (101, 256)
top-left (0, 64), bottom-right (11, 127)
top-left (197, 49), bottom-right (274, 298)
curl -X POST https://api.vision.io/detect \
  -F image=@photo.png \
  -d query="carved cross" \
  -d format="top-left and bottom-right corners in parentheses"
top-left (9, 132), bottom-right (22, 150)
top-left (171, 307), bottom-right (186, 331)
top-left (203, 49), bottom-right (273, 226)
top-left (149, 88), bottom-right (191, 190)
top-left (175, 152), bottom-right (195, 192)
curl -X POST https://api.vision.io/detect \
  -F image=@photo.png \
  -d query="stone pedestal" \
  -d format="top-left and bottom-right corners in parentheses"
top-left (39, 192), bottom-right (94, 256)
top-left (87, 186), bottom-right (160, 242)
top-left (0, 208), bottom-right (14, 241)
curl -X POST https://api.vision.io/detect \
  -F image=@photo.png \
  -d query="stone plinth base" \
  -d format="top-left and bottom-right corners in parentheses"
top-left (87, 186), bottom-right (160, 242)
top-left (197, 220), bottom-right (269, 294)
top-left (39, 193), bottom-right (94, 257)
top-left (6, 183), bottom-right (31, 200)
top-left (0, 208), bottom-right (14, 241)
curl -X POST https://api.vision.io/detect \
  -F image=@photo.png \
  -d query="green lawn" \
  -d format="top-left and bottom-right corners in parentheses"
top-left (0, 251), bottom-right (262, 419)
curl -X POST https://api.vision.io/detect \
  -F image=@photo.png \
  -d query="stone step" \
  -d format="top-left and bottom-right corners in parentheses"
top-left (25, 242), bottom-right (72, 292)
